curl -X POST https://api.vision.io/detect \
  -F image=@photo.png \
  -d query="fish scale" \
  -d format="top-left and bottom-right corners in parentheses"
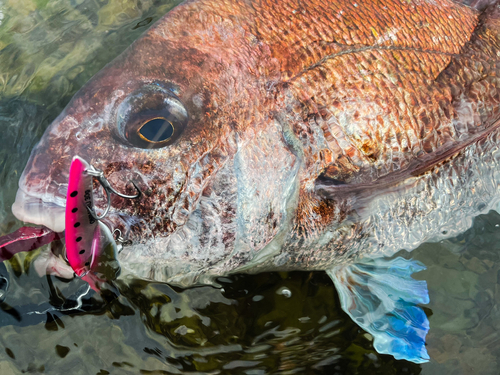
top-left (292, 22), bottom-right (500, 190)
top-left (255, 0), bottom-right (475, 71)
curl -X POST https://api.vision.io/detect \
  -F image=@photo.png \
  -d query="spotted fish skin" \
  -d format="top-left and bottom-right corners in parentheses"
top-left (11, 0), bottom-right (500, 283)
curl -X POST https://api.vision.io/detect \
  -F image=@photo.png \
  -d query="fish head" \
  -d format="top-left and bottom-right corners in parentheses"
top-left (12, 2), bottom-right (300, 281)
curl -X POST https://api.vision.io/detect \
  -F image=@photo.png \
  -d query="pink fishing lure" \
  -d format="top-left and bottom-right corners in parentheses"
top-left (65, 156), bottom-right (119, 292)
top-left (0, 156), bottom-right (117, 292)
top-left (65, 156), bottom-right (100, 277)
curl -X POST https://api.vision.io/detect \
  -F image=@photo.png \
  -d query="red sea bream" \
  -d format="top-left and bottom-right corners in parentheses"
top-left (9, 0), bottom-right (500, 363)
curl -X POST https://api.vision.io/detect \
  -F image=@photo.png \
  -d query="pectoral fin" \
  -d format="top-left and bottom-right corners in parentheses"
top-left (327, 256), bottom-right (430, 363)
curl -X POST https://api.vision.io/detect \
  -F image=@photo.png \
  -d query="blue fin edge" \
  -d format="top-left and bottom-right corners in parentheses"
top-left (327, 256), bottom-right (430, 363)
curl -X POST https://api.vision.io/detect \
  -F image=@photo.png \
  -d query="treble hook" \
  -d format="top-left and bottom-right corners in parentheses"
top-left (84, 164), bottom-right (141, 220)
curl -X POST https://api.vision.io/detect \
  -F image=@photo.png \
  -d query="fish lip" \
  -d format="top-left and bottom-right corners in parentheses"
top-left (12, 187), bottom-right (132, 240)
top-left (12, 188), bottom-right (66, 233)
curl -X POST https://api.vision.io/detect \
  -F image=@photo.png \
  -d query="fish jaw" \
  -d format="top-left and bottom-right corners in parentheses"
top-left (12, 188), bottom-right (66, 233)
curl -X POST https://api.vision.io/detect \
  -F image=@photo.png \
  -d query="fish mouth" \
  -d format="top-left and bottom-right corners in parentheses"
top-left (12, 188), bottom-right (66, 233)
top-left (12, 187), bottom-right (133, 241)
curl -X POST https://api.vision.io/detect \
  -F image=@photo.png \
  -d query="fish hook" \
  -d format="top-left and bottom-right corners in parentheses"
top-left (84, 164), bottom-right (141, 220)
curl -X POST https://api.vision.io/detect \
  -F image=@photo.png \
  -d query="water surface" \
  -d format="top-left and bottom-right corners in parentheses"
top-left (0, 1), bottom-right (499, 374)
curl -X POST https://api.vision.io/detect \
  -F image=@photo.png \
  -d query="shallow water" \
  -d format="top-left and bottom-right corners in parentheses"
top-left (0, 1), bottom-right (499, 374)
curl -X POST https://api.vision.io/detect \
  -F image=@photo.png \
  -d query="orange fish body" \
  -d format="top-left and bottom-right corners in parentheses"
top-left (11, 0), bottom-right (500, 363)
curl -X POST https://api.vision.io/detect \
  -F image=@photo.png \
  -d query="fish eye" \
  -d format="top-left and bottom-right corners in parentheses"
top-left (137, 118), bottom-right (175, 143)
top-left (117, 85), bottom-right (188, 149)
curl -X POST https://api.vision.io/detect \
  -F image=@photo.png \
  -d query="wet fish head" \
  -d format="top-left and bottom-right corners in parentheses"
top-left (12, 2), bottom-right (300, 280)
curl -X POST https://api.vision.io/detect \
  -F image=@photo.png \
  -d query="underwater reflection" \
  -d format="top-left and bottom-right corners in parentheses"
top-left (0, 262), bottom-right (423, 374)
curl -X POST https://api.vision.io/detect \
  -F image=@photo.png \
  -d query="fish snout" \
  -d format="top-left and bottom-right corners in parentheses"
top-left (12, 137), bottom-right (71, 232)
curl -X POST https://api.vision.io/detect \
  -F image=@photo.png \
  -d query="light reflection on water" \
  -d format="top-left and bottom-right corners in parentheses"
top-left (0, 1), bottom-right (499, 374)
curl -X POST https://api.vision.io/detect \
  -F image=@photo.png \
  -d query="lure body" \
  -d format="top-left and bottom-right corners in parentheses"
top-left (65, 156), bottom-right (119, 291)
top-left (65, 156), bottom-right (100, 276)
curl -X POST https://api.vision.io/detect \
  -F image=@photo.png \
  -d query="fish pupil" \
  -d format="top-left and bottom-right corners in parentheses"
top-left (138, 118), bottom-right (174, 142)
